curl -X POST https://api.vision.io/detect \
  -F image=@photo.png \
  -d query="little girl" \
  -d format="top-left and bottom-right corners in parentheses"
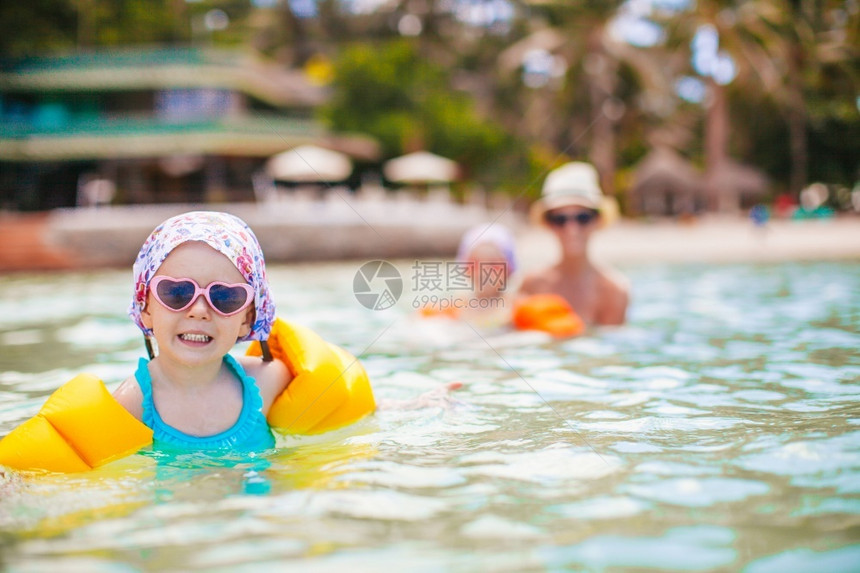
top-left (0, 210), bottom-right (454, 473)
top-left (111, 211), bottom-right (290, 450)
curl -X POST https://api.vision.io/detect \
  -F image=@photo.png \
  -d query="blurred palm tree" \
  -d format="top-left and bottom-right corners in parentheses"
top-left (661, 0), bottom-right (857, 210)
top-left (782, 0), bottom-right (858, 194)
top-left (659, 0), bottom-right (790, 212)
top-left (508, 1), bottom-right (674, 197)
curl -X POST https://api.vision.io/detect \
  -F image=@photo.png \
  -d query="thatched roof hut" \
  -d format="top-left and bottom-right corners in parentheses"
top-left (629, 147), bottom-right (705, 216)
top-left (706, 159), bottom-right (770, 212)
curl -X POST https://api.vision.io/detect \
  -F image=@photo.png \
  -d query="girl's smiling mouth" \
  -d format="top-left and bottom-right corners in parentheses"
top-left (179, 333), bottom-right (212, 343)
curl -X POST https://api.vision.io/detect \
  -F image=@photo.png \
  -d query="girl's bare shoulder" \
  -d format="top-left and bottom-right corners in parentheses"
top-left (112, 374), bottom-right (144, 421)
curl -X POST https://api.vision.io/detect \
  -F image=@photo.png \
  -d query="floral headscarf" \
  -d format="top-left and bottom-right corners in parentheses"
top-left (128, 211), bottom-right (275, 342)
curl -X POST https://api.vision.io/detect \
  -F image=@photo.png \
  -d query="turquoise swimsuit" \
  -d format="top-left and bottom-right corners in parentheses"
top-left (134, 354), bottom-right (275, 451)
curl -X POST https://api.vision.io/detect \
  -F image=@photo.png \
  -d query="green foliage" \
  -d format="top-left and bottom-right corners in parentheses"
top-left (0, 0), bottom-right (78, 56)
top-left (3, 0), bottom-right (857, 202)
top-left (808, 116), bottom-right (860, 184)
top-left (321, 39), bottom-right (520, 189)
top-left (91, 1), bottom-right (186, 45)
top-left (324, 41), bottom-right (437, 136)
top-left (730, 89), bottom-right (791, 190)
top-left (0, 0), bottom-right (258, 56)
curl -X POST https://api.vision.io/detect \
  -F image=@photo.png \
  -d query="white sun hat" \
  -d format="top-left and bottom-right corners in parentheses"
top-left (531, 162), bottom-right (604, 221)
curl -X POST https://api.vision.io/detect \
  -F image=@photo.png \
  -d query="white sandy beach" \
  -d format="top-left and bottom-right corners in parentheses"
top-left (514, 216), bottom-right (860, 272)
top-left (1, 205), bottom-right (858, 273)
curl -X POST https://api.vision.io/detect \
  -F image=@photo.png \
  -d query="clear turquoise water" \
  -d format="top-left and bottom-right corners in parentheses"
top-left (0, 260), bottom-right (858, 572)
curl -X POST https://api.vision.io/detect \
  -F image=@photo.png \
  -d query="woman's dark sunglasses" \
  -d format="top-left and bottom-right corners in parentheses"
top-left (149, 276), bottom-right (254, 316)
top-left (544, 210), bottom-right (599, 228)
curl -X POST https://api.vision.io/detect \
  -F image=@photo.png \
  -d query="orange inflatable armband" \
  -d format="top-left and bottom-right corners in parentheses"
top-left (512, 294), bottom-right (585, 338)
top-left (418, 306), bottom-right (460, 319)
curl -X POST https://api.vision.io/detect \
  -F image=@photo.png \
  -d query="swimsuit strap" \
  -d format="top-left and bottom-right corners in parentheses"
top-left (223, 353), bottom-right (266, 418)
top-left (134, 357), bottom-right (157, 430)
top-left (134, 355), bottom-right (273, 451)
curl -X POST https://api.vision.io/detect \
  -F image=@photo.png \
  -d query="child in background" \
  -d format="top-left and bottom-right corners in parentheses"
top-left (420, 223), bottom-right (518, 331)
top-left (455, 224), bottom-right (518, 297)
top-left (419, 222), bottom-right (586, 338)
top-left (454, 223), bottom-right (518, 329)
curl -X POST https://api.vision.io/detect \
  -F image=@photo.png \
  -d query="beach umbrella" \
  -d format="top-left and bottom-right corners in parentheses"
top-left (266, 145), bottom-right (353, 182)
top-left (383, 151), bottom-right (459, 183)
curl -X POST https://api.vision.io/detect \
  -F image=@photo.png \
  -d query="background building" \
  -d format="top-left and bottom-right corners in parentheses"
top-left (0, 46), bottom-right (377, 211)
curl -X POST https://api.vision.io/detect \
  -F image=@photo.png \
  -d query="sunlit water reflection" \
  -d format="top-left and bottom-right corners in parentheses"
top-left (1, 261), bottom-right (858, 571)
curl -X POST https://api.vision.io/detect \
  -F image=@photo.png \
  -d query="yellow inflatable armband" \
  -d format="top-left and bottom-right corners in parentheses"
top-left (513, 293), bottom-right (586, 338)
top-left (247, 318), bottom-right (376, 434)
top-left (0, 374), bottom-right (153, 473)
